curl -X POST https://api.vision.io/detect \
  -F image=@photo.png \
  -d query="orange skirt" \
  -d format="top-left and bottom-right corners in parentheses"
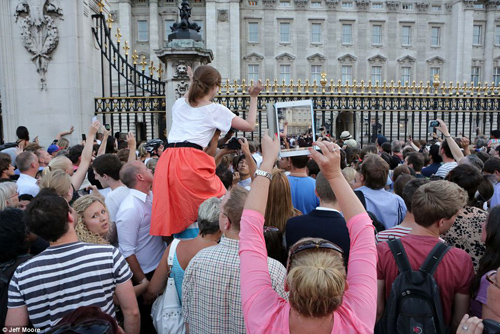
top-left (151, 147), bottom-right (226, 236)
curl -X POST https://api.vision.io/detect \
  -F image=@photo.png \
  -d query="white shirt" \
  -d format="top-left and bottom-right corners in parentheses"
top-left (252, 153), bottom-right (263, 168)
top-left (116, 189), bottom-right (165, 274)
top-left (168, 98), bottom-right (236, 148)
top-left (16, 173), bottom-right (39, 197)
top-left (105, 186), bottom-right (130, 223)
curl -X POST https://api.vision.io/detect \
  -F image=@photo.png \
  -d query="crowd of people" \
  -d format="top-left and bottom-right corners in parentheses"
top-left (1, 65), bottom-right (500, 334)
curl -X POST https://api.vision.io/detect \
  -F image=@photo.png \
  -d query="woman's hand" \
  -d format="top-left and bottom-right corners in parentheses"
top-left (249, 80), bottom-right (263, 98)
top-left (308, 141), bottom-right (342, 181)
top-left (89, 121), bottom-right (100, 136)
top-left (260, 133), bottom-right (280, 170)
top-left (456, 314), bottom-right (483, 334)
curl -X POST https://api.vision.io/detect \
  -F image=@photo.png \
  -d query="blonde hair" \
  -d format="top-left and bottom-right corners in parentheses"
top-left (58, 138), bottom-right (69, 150)
top-left (72, 195), bottom-right (110, 245)
top-left (0, 182), bottom-right (17, 210)
top-left (342, 167), bottom-right (357, 184)
top-left (287, 238), bottom-right (346, 317)
top-left (38, 169), bottom-right (72, 198)
top-left (44, 156), bottom-right (72, 177)
top-left (264, 169), bottom-right (299, 233)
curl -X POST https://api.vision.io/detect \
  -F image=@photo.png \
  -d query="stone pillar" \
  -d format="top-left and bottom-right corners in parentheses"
top-left (0, 0), bottom-right (102, 144)
top-left (484, 3), bottom-right (496, 84)
top-left (118, 0), bottom-right (132, 46)
top-left (149, 0), bottom-right (160, 65)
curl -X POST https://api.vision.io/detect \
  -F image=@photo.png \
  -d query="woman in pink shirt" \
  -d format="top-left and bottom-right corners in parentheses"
top-left (239, 137), bottom-right (377, 334)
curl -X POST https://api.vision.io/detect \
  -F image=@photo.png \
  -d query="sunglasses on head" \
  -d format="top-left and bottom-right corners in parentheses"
top-left (47, 319), bottom-right (112, 334)
top-left (287, 240), bottom-right (344, 269)
top-left (263, 226), bottom-right (279, 233)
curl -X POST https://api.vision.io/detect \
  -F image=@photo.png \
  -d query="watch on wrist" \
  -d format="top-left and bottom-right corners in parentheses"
top-left (254, 169), bottom-right (273, 181)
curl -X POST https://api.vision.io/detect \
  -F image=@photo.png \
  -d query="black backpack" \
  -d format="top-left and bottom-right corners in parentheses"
top-left (377, 239), bottom-right (450, 334)
top-left (0, 255), bottom-right (31, 328)
top-left (354, 190), bottom-right (386, 233)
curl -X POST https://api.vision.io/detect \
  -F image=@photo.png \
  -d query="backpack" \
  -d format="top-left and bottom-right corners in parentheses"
top-left (377, 239), bottom-right (450, 334)
top-left (354, 190), bottom-right (386, 233)
top-left (0, 255), bottom-right (31, 327)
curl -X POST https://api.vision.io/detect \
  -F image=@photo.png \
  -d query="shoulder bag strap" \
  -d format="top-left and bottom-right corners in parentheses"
top-left (354, 190), bottom-right (367, 209)
top-left (168, 239), bottom-right (181, 269)
top-left (387, 238), bottom-right (412, 273)
top-left (420, 242), bottom-right (450, 276)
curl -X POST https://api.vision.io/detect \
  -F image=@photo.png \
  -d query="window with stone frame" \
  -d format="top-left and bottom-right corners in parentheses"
top-left (401, 67), bottom-right (411, 84)
top-left (311, 23), bottom-right (322, 44)
top-left (342, 24), bottom-right (352, 44)
top-left (280, 64), bottom-right (291, 82)
top-left (137, 20), bottom-right (148, 42)
top-left (372, 25), bottom-right (382, 45)
top-left (430, 67), bottom-right (440, 82)
top-left (495, 26), bottom-right (500, 45)
top-left (341, 65), bottom-right (352, 84)
top-left (494, 67), bottom-right (500, 86)
top-left (248, 64), bottom-right (259, 83)
top-left (431, 27), bottom-right (440, 47)
top-left (248, 22), bottom-right (259, 43)
top-left (311, 65), bottom-right (322, 83)
top-left (473, 25), bottom-right (483, 45)
top-left (371, 66), bottom-right (382, 84)
top-left (280, 22), bottom-right (291, 43)
top-left (401, 25), bottom-right (411, 46)
top-left (471, 67), bottom-right (480, 86)
top-left (165, 20), bottom-right (175, 40)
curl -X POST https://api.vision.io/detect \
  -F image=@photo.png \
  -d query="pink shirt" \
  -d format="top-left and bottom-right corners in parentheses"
top-left (239, 210), bottom-right (377, 334)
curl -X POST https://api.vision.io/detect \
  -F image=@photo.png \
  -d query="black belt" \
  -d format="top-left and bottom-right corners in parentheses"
top-left (166, 142), bottom-right (203, 150)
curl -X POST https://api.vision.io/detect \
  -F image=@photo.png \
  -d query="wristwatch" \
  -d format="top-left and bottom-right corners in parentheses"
top-left (255, 169), bottom-right (273, 181)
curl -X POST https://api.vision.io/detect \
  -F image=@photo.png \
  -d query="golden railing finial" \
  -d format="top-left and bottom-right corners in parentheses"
top-left (97, 0), bottom-right (105, 13)
top-left (123, 41), bottom-right (130, 55)
top-left (149, 61), bottom-right (156, 76)
top-left (157, 63), bottom-right (164, 80)
top-left (320, 72), bottom-right (327, 93)
top-left (115, 28), bottom-right (122, 43)
top-left (132, 50), bottom-right (138, 65)
top-left (140, 56), bottom-right (147, 71)
top-left (106, 15), bottom-right (114, 30)
top-left (433, 74), bottom-right (440, 88)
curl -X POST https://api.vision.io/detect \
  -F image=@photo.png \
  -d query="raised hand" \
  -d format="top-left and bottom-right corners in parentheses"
top-left (248, 80), bottom-right (263, 98)
top-left (308, 141), bottom-right (342, 180)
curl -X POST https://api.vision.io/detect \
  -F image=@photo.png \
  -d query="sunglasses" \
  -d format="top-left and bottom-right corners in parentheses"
top-left (487, 271), bottom-right (500, 290)
top-left (287, 240), bottom-right (344, 270)
top-left (46, 319), bottom-right (112, 334)
top-left (263, 226), bottom-right (279, 233)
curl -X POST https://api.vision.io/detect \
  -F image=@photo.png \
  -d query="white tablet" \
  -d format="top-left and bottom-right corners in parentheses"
top-left (271, 100), bottom-right (316, 157)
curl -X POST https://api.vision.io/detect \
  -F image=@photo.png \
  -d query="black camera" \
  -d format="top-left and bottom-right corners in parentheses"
top-left (226, 137), bottom-right (241, 150)
top-left (484, 319), bottom-right (500, 334)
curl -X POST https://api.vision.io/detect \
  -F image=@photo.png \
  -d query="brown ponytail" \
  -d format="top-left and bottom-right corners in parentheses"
top-left (188, 65), bottom-right (222, 106)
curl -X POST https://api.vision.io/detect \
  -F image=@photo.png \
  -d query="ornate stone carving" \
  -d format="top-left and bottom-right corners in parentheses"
top-left (325, 0), bottom-right (339, 8)
top-left (262, 0), bottom-right (276, 8)
top-left (355, 0), bottom-right (370, 10)
top-left (368, 54), bottom-right (387, 64)
top-left (416, 2), bottom-right (429, 11)
top-left (294, 0), bottom-right (309, 8)
top-left (463, 0), bottom-right (477, 8)
top-left (172, 60), bottom-right (192, 79)
top-left (217, 9), bottom-right (228, 22)
top-left (15, 0), bottom-right (64, 91)
top-left (445, 3), bottom-right (453, 11)
top-left (338, 53), bottom-right (357, 63)
top-left (275, 52), bottom-right (296, 62)
top-left (175, 81), bottom-right (189, 99)
top-left (386, 1), bottom-right (400, 11)
top-left (397, 55), bottom-right (417, 64)
top-left (110, 10), bottom-right (119, 23)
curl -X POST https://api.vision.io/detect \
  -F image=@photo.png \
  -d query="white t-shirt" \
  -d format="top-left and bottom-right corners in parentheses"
top-left (168, 98), bottom-right (236, 148)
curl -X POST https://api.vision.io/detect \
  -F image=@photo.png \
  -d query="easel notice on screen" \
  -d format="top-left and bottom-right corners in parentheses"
top-left (267, 100), bottom-right (316, 158)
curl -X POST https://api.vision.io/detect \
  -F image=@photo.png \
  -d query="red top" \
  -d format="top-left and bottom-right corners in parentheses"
top-left (377, 234), bottom-right (475, 326)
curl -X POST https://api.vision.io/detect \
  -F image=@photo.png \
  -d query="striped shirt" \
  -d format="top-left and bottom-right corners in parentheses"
top-left (435, 161), bottom-right (458, 178)
top-left (182, 236), bottom-right (287, 334)
top-left (8, 242), bottom-right (132, 332)
top-left (376, 225), bottom-right (413, 243)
